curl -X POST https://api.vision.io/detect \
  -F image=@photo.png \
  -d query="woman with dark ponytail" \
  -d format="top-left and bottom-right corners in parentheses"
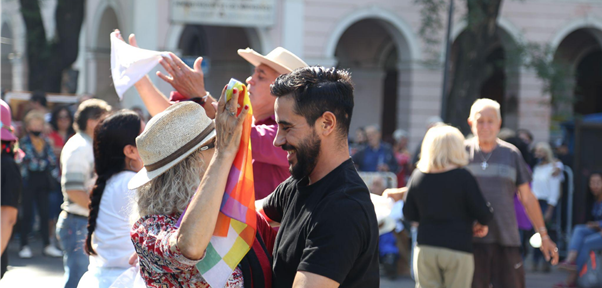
top-left (77, 110), bottom-right (144, 288)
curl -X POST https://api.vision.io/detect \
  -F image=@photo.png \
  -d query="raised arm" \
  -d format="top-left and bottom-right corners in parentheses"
top-left (176, 87), bottom-right (249, 260)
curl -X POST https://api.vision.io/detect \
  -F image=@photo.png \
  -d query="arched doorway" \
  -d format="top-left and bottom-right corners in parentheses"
top-left (553, 28), bottom-right (602, 224)
top-left (450, 27), bottom-right (521, 129)
top-left (93, 7), bottom-right (120, 106)
top-left (177, 25), bottom-right (256, 94)
top-left (334, 18), bottom-right (409, 143)
top-left (1, 23), bottom-right (14, 91)
top-left (554, 28), bottom-right (602, 117)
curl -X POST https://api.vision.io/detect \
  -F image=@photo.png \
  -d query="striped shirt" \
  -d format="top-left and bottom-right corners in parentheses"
top-left (60, 132), bottom-right (95, 216)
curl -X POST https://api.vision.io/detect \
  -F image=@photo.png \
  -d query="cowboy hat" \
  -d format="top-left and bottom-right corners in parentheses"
top-left (128, 102), bottom-right (216, 189)
top-left (0, 99), bottom-right (17, 141)
top-left (237, 47), bottom-right (308, 75)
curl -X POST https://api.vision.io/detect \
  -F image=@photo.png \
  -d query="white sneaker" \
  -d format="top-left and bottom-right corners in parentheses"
top-left (43, 245), bottom-right (63, 257)
top-left (19, 246), bottom-right (32, 258)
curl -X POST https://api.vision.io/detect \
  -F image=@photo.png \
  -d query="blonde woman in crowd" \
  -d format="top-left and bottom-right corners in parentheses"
top-left (403, 124), bottom-right (493, 288)
top-left (530, 142), bottom-right (563, 272)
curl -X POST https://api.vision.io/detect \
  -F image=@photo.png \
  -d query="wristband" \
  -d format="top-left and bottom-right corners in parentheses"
top-left (198, 91), bottom-right (211, 106)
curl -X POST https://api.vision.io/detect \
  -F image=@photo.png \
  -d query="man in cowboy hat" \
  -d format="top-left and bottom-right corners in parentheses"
top-left (260, 66), bottom-right (380, 287)
top-left (122, 32), bottom-right (307, 200)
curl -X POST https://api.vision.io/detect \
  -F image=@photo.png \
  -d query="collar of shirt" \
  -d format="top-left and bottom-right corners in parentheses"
top-left (254, 114), bottom-right (277, 126)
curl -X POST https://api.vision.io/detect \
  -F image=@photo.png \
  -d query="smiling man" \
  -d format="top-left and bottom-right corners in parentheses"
top-left (465, 98), bottom-right (559, 288)
top-left (260, 66), bottom-right (380, 288)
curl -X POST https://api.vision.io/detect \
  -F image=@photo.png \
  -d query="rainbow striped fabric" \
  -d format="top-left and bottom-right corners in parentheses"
top-left (199, 79), bottom-right (256, 288)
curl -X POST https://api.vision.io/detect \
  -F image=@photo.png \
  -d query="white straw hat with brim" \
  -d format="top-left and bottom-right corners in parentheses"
top-left (128, 102), bottom-right (216, 190)
top-left (237, 47), bottom-right (308, 75)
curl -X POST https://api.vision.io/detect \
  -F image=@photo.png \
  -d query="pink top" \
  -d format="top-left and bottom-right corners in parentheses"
top-left (251, 115), bottom-right (290, 200)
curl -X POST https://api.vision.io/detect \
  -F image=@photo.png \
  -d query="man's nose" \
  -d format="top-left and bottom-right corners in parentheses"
top-left (246, 76), bottom-right (253, 85)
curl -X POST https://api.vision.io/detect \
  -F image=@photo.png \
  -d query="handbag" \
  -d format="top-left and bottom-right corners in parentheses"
top-left (577, 251), bottom-right (602, 288)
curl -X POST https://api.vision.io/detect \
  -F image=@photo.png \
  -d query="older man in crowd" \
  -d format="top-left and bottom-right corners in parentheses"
top-left (465, 98), bottom-right (558, 288)
top-left (121, 32), bottom-right (306, 199)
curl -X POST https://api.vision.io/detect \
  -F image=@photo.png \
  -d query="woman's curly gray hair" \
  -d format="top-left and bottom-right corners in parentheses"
top-left (136, 147), bottom-right (205, 217)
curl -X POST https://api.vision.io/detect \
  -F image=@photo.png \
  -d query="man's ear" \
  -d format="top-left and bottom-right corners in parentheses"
top-left (467, 118), bottom-right (472, 128)
top-left (317, 112), bottom-right (337, 136)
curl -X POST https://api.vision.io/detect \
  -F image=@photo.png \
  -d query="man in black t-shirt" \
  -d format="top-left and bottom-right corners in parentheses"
top-left (260, 66), bottom-right (380, 288)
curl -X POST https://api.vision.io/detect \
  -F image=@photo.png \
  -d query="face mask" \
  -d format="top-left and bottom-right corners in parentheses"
top-left (30, 131), bottom-right (42, 137)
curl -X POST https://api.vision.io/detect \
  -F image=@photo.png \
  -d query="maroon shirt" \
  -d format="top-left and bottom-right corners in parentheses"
top-left (251, 115), bottom-right (290, 199)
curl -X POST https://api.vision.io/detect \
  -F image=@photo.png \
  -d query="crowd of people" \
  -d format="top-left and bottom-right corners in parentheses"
top-left (0, 28), bottom-right (598, 288)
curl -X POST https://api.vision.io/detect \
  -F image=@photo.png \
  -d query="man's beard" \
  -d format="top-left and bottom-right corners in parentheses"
top-left (282, 132), bottom-right (321, 180)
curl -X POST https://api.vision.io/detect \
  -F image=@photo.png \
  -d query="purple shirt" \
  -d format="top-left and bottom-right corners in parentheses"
top-left (251, 115), bottom-right (290, 200)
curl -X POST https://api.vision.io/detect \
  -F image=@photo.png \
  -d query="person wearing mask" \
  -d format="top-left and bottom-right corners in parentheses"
top-left (404, 124), bottom-right (493, 288)
top-left (465, 99), bottom-right (558, 288)
top-left (555, 173), bottom-right (602, 288)
top-left (531, 142), bottom-right (563, 272)
top-left (57, 99), bottom-right (112, 288)
top-left (115, 30), bottom-right (307, 200)
top-left (352, 125), bottom-right (398, 173)
top-left (77, 111), bottom-right (144, 288)
top-left (1, 99), bottom-right (22, 278)
top-left (17, 111), bottom-right (63, 259)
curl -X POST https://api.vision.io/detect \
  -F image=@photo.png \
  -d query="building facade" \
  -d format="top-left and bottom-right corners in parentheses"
top-left (2, 0), bottom-right (601, 149)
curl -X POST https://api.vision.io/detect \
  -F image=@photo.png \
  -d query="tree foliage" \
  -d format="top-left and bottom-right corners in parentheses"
top-left (415, 0), bottom-right (573, 132)
top-left (20, 0), bottom-right (85, 92)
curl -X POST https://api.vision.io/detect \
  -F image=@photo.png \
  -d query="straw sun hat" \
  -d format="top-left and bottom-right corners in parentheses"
top-left (128, 102), bottom-right (216, 189)
top-left (237, 47), bottom-right (308, 75)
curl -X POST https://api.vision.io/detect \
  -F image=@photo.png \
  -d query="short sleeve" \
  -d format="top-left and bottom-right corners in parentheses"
top-left (131, 216), bottom-right (202, 274)
top-left (61, 146), bottom-right (90, 192)
top-left (513, 147), bottom-right (532, 186)
top-left (297, 200), bottom-right (367, 284)
top-left (262, 181), bottom-right (290, 223)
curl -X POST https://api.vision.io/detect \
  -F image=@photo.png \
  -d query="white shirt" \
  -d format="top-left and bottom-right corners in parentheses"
top-left (532, 162), bottom-right (563, 206)
top-left (60, 132), bottom-right (95, 216)
top-left (89, 171), bottom-right (136, 270)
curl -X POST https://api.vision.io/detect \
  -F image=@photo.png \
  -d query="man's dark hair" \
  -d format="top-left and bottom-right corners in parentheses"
top-left (74, 99), bottom-right (112, 132)
top-left (30, 90), bottom-right (47, 107)
top-left (270, 66), bottom-right (354, 137)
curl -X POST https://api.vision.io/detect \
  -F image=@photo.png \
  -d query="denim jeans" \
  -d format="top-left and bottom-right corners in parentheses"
top-left (57, 212), bottom-right (89, 288)
top-left (569, 224), bottom-right (602, 270)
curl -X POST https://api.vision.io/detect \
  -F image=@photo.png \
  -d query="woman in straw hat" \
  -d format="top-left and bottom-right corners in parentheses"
top-left (403, 124), bottom-right (493, 288)
top-left (128, 87), bottom-right (275, 287)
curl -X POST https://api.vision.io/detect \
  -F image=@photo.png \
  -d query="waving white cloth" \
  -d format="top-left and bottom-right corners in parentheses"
top-left (110, 31), bottom-right (170, 99)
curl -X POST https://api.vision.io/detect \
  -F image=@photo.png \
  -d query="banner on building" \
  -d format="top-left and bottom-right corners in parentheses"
top-left (170, 0), bottom-right (275, 27)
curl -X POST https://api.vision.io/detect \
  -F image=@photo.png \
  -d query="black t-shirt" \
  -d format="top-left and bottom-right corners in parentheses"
top-left (403, 168), bottom-right (493, 253)
top-left (1, 153), bottom-right (22, 208)
top-left (263, 158), bottom-right (379, 288)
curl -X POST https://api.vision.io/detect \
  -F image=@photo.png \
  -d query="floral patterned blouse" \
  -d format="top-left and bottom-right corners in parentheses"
top-left (131, 214), bottom-right (244, 287)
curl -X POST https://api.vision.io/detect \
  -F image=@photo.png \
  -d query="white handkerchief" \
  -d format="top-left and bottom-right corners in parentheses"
top-left (110, 32), bottom-right (170, 99)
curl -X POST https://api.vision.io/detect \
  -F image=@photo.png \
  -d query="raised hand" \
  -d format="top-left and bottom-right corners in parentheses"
top-left (214, 86), bottom-right (249, 158)
top-left (157, 52), bottom-right (208, 99)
